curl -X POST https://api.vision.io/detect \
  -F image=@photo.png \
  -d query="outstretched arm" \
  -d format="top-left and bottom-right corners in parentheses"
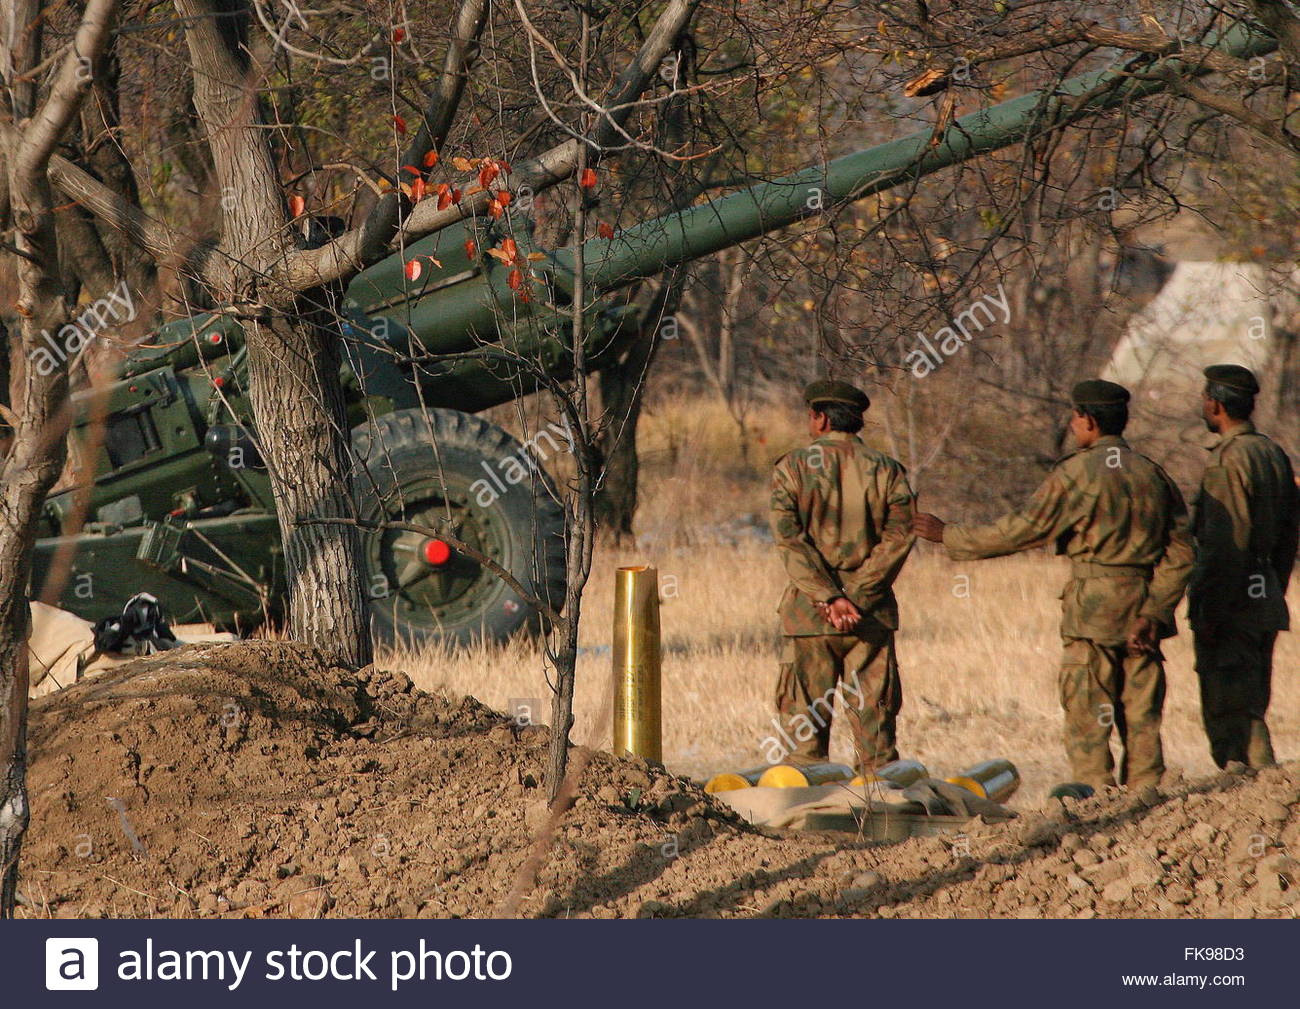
top-left (940, 468), bottom-right (1074, 561)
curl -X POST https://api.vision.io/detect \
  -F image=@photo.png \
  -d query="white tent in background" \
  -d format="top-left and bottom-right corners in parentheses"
top-left (1103, 261), bottom-right (1275, 402)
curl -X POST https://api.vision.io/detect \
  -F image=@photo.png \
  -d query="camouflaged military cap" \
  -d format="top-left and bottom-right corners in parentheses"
top-left (804, 379), bottom-right (870, 412)
top-left (1203, 363), bottom-right (1260, 395)
top-left (1071, 379), bottom-right (1130, 407)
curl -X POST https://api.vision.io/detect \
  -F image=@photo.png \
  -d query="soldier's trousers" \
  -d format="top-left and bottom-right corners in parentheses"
top-left (1194, 628), bottom-right (1277, 769)
top-left (1059, 637), bottom-right (1166, 790)
top-left (774, 624), bottom-right (901, 772)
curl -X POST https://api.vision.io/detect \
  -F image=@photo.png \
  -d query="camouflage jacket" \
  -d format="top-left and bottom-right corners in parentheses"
top-left (1190, 422), bottom-right (1299, 634)
top-left (769, 432), bottom-right (916, 636)
top-left (943, 436), bottom-right (1194, 646)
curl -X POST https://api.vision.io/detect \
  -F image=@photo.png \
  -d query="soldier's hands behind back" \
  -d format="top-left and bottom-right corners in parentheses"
top-left (913, 512), bottom-right (946, 542)
top-left (822, 597), bottom-right (862, 633)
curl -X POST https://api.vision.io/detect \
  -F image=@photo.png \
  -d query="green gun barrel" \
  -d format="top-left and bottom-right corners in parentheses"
top-left (344, 21), bottom-right (1275, 414)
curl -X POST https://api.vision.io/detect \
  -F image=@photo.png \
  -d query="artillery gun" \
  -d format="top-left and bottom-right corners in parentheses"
top-left (29, 23), bottom-right (1274, 646)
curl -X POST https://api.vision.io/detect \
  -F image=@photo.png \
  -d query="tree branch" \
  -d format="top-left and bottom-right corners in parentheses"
top-left (281, 0), bottom-right (702, 291)
top-left (13, 0), bottom-right (118, 187)
top-left (1156, 67), bottom-right (1300, 156)
top-left (46, 147), bottom-right (180, 260)
top-left (349, 0), bottom-right (489, 271)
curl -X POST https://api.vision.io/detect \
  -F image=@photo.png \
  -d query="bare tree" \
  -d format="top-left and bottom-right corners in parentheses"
top-left (0, 0), bottom-right (119, 919)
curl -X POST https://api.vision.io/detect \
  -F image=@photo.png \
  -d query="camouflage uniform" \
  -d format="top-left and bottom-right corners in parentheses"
top-left (943, 436), bottom-right (1193, 790)
top-left (770, 430), bottom-right (915, 770)
top-left (1190, 421), bottom-right (1299, 768)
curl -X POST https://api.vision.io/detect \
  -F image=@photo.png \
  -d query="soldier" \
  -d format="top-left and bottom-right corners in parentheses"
top-left (768, 379), bottom-right (916, 772)
top-left (1190, 364), bottom-right (1299, 769)
top-left (913, 380), bottom-right (1193, 790)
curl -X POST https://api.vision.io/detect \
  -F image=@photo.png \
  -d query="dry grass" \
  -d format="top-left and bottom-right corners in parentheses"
top-left (391, 539), bottom-right (1300, 807)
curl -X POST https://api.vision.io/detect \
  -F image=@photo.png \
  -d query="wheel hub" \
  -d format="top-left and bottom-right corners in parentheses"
top-left (421, 538), bottom-right (453, 566)
top-left (365, 480), bottom-right (506, 629)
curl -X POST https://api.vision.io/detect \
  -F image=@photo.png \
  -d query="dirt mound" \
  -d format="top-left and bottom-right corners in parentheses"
top-left (19, 642), bottom-right (1300, 918)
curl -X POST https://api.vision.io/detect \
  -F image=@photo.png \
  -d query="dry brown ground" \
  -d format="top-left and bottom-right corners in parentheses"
top-left (18, 641), bottom-right (1300, 919)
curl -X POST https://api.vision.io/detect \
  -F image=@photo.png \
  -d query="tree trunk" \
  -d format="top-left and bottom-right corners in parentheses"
top-left (594, 335), bottom-right (658, 541)
top-left (176, 0), bottom-right (370, 666)
top-left (0, 0), bottom-right (118, 918)
top-left (0, 320), bottom-right (66, 913)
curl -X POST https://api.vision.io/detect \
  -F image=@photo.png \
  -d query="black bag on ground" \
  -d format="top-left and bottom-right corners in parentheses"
top-left (92, 592), bottom-right (178, 655)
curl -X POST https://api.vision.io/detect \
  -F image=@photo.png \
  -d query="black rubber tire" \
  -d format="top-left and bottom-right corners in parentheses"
top-left (350, 408), bottom-right (566, 648)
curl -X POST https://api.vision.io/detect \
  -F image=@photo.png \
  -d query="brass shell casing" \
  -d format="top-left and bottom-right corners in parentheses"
top-left (612, 565), bottom-right (662, 761)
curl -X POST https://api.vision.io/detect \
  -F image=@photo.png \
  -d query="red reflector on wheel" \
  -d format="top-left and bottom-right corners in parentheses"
top-left (422, 539), bottom-right (452, 565)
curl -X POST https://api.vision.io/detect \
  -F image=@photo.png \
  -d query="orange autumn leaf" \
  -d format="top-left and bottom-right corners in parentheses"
top-left (463, 239), bottom-right (477, 258)
top-left (287, 194), bottom-right (305, 217)
top-left (579, 167), bottom-right (598, 189)
top-left (401, 164), bottom-right (421, 176)
top-left (597, 221), bottom-right (615, 239)
top-left (487, 247), bottom-right (513, 264)
top-left (392, 27), bottom-right (405, 44)
top-left (495, 190), bottom-right (512, 205)
top-left (410, 178), bottom-right (426, 201)
top-left (451, 156), bottom-right (475, 172)
top-left (404, 258), bottom-right (422, 281)
top-left (487, 200), bottom-right (503, 219)
top-left (507, 268), bottom-right (524, 290)
top-left (501, 237), bottom-right (518, 259)
top-left (392, 114), bottom-right (407, 134)
top-left (478, 162), bottom-right (500, 188)
top-left (423, 150), bottom-right (439, 168)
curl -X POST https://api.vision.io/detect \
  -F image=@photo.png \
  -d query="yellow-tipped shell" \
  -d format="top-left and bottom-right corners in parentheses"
top-left (757, 762), bottom-right (855, 788)
top-left (704, 773), bottom-right (753, 794)
top-left (946, 758), bottom-right (1020, 803)
top-left (945, 775), bottom-right (986, 798)
top-left (703, 766), bottom-right (767, 793)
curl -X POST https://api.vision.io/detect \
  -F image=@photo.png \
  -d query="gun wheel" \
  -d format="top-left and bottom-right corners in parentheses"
top-left (350, 408), bottom-right (566, 648)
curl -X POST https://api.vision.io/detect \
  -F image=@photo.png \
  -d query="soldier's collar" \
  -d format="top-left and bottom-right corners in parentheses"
top-left (1212, 419), bottom-right (1257, 448)
top-left (1055, 434), bottom-right (1126, 465)
top-left (818, 431), bottom-right (861, 443)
